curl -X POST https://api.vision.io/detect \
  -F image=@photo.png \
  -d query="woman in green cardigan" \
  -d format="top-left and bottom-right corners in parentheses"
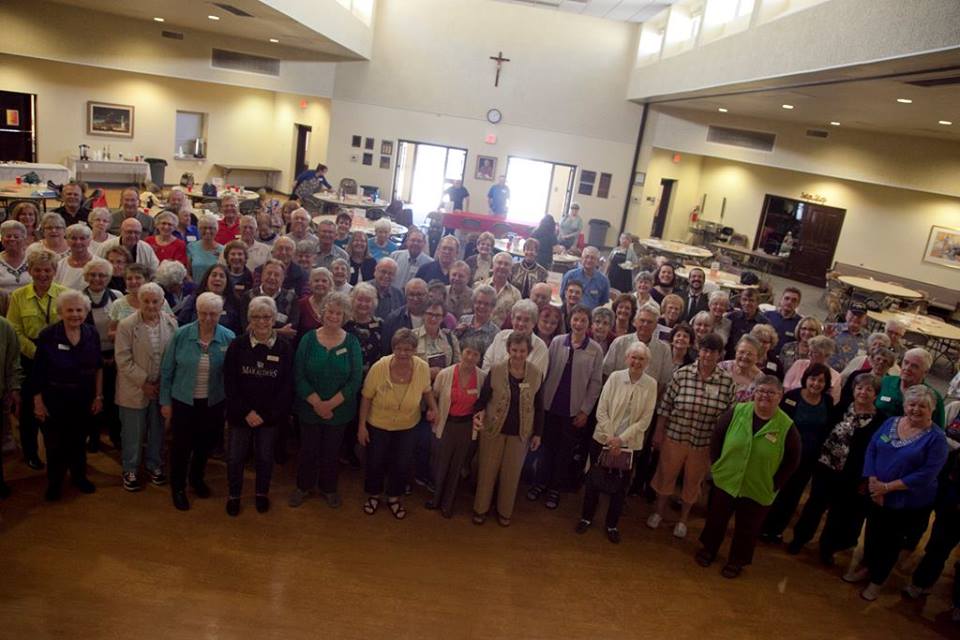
top-left (696, 375), bottom-right (801, 578)
top-left (288, 292), bottom-right (363, 509)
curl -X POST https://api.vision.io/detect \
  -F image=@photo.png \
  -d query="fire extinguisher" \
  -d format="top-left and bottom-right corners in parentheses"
top-left (689, 206), bottom-right (700, 224)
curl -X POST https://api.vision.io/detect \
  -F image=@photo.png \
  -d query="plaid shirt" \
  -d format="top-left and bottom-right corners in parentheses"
top-left (658, 363), bottom-right (736, 448)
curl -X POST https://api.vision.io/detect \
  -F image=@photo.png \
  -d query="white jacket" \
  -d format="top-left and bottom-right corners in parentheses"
top-left (593, 369), bottom-right (657, 451)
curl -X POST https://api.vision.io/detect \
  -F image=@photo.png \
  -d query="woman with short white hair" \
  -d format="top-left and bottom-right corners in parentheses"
top-left (115, 282), bottom-right (178, 492)
top-left (839, 332), bottom-right (896, 384)
top-left (482, 299), bottom-right (549, 377)
top-left (186, 214), bottom-right (224, 282)
top-left (87, 207), bottom-right (117, 254)
top-left (54, 223), bottom-right (95, 290)
top-left (330, 258), bottom-right (352, 294)
top-left (160, 290), bottom-right (237, 511)
top-left (367, 218), bottom-right (398, 261)
top-left (155, 259), bottom-right (194, 313)
top-left (0, 219), bottom-right (32, 295)
top-left (28, 212), bottom-right (69, 260)
top-left (32, 289), bottom-right (103, 500)
top-left (145, 210), bottom-right (188, 267)
top-left (875, 347), bottom-right (945, 428)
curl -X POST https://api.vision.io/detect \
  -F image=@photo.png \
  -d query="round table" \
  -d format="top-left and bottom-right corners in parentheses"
top-left (184, 188), bottom-right (259, 203)
top-left (838, 275), bottom-right (923, 300)
top-left (312, 213), bottom-right (407, 237)
top-left (313, 193), bottom-right (390, 210)
top-left (867, 309), bottom-right (960, 367)
top-left (676, 265), bottom-right (755, 291)
top-left (638, 238), bottom-right (713, 261)
top-left (0, 183), bottom-right (59, 212)
top-left (494, 239), bottom-right (525, 257)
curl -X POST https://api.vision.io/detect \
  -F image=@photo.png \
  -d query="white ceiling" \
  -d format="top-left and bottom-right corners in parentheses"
top-left (495, 0), bottom-right (677, 22)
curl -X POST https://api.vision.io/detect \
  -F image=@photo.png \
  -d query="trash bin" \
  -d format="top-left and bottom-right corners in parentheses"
top-left (587, 218), bottom-right (611, 248)
top-left (144, 158), bottom-right (168, 186)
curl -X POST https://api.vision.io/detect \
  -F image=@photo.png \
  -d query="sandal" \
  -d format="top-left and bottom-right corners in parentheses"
top-left (544, 490), bottom-right (560, 510)
top-left (497, 515), bottom-right (511, 527)
top-left (472, 512), bottom-right (486, 525)
top-left (387, 499), bottom-right (407, 520)
top-left (362, 496), bottom-right (380, 515)
top-left (526, 484), bottom-right (545, 501)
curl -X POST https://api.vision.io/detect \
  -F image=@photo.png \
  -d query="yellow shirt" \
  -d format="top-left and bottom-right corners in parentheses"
top-left (362, 355), bottom-right (431, 431)
top-left (7, 282), bottom-right (67, 359)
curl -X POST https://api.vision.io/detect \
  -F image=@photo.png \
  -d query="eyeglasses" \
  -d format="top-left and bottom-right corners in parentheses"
top-left (754, 388), bottom-right (780, 397)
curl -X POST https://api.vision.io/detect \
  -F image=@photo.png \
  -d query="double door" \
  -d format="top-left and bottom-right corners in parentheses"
top-left (756, 195), bottom-right (846, 287)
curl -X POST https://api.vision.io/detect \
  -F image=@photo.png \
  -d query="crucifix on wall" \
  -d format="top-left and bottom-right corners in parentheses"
top-left (489, 50), bottom-right (510, 87)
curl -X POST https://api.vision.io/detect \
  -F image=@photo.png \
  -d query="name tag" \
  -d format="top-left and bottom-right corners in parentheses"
top-left (57, 343), bottom-right (70, 351)
top-left (187, 235), bottom-right (197, 242)
top-left (519, 383), bottom-right (530, 389)
top-left (589, 290), bottom-right (599, 297)
top-left (880, 396), bottom-right (892, 402)
top-left (784, 398), bottom-right (797, 406)
top-left (765, 362), bottom-right (778, 371)
top-left (266, 355), bottom-right (280, 362)
top-left (336, 348), bottom-right (347, 355)
top-left (467, 388), bottom-right (478, 395)
top-left (785, 331), bottom-right (794, 338)
top-left (764, 433), bottom-right (778, 443)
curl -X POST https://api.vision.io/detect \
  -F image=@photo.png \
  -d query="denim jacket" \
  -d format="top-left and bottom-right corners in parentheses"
top-left (160, 321), bottom-right (235, 406)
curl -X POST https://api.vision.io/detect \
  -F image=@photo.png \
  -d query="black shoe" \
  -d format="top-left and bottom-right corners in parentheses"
top-left (0, 482), bottom-right (10, 499)
top-left (44, 485), bottom-right (62, 502)
top-left (192, 481), bottom-right (212, 499)
top-left (26, 456), bottom-right (44, 471)
top-left (255, 495), bottom-right (270, 513)
top-left (226, 498), bottom-right (241, 517)
top-left (606, 527), bottom-right (621, 544)
top-left (721, 563), bottom-right (743, 579)
top-left (147, 468), bottom-right (167, 487)
top-left (695, 548), bottom-right (715, 567)
top-left (172, 491), bottom-right (190, 511)
top-left (786, 540), bottom-right (804, 555)
top-left (73, 478), bottom-right (96, 494)
top-left (575, 519), bottom-right (591, 534)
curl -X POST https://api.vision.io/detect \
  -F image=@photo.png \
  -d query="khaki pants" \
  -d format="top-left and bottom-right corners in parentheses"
top-left (474, 431), bottom-right (529, 520)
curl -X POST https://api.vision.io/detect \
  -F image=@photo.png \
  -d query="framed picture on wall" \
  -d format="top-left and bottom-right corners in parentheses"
top-left (364, 137), bottom-right (375, 150)
top-left (380, 155), bottom-right (391, 170)
top-left (87, 101), bottom-right (134, 138)
top-left (5, 110), bottom-right (19, 127)
top-left (362, 152), bottom-right (373, 166)
top-left (475, 155), bottom-right (497, 181)
top-left (597, 172), bottom-right (612, 199)
top-left (381, 140), bottom-right (393, 156)
top-left (578, 170), bottom-right (596, 196)
top-left (351, 135), bottom-right (362, 148)
top-left (922, 225), bottom-right (960, 270)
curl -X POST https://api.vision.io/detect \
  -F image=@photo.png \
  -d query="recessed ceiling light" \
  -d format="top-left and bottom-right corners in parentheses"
top-left (717, 107), bottom-right (728, 113)
top-left (781, 104), bottom-right (794, 110)
top-left (269, 38), bottom-right (279, 43)
top-left (153, 17), bottom-right (165, 22)
top-left (896, 98), bottom-right (913, 104)
top-left (208, 15), bottom-right (220, 20)
top-left (829, 121), bottom-right (840, 126)
top-left (939, 120), bottom-right (953, 126)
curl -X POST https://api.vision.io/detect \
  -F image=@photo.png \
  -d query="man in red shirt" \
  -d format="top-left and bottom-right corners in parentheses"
top-left (215, 194), bottom-right (241, 244)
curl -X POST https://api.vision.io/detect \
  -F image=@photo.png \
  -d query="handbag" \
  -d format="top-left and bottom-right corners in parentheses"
top-left (599, 446), bottom-right (633, 472)
top-left (587, 447), bottom-right (633, 494)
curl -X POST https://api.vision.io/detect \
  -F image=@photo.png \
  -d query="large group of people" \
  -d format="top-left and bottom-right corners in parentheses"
top-left (1, 184), bottom-right (959, 621)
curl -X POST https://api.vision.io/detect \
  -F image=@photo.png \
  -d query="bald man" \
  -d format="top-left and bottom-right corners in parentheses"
top-left (97, 218), bottom-right (159, 271)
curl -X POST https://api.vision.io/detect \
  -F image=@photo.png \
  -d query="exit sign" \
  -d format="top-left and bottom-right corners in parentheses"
top-left (485, 134), bottom-right (497, 144)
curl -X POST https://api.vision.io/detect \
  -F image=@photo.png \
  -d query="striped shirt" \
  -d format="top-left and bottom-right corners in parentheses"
top-left (658, 362), bottom-right (736, 448)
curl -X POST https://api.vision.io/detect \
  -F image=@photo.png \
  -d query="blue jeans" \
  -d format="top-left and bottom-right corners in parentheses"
top-left (119, 402), bottom-right (163, 474)
top-left (227, 423), bottom-right (278, 497)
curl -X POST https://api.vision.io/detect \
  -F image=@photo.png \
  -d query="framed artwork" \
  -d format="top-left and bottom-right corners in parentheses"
top-left (633, 171), bottom-right (646, 186)
top-left (5, 109), bottom-right (19, 127)
top-left (364, 137), bottom-right (375, 150)
top-left (379, 155), bottom-right (391, 169)
top-left (362, 152), bottom-right (373, 166)
top-left (87, 101), bottom-right (134, 137)
top-left (597, 172), bottom-right (612, 199)
top-left (381, 140), bottom-right (393, 155)
top-left (351, 135), bottom-right (362, 148)
top-left (922, 225), bottom-right (960, 270)
top-left (578, 170), bottom-right (596, 196)
top-left (475, 155), bottom-right (497, 181)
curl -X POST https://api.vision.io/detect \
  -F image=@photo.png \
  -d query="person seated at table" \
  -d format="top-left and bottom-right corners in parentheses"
top-left (333, 211), bottom-right (353, 249)
top-left (465, 232), bottom-right (496, 284)
top-left (839, 332), bottom-right (895, 383)
top-left (445, 261), bottom-right (473, 320)
top-left (53, 181), bottom-right (89, 227)
top-left (751, 324), bottom-right (783, 379)
top-left (28, 212), bottom-right (69, 260)
top-left (650, 262), bottom-right (681, 305)
top-left (655, 294), bottom-right (685, 342)
top-left (590, 306), bottom-right (615, 354)
top-left (418, 235), bottom-right (460, 285)
top-left (530, 213), bottom-right (558, 269)
top-left (560, 246), bottom-right (610, 311)
top-left (783, 335), bottom-right (842, 404)
top-left (215, 194), bottom-right (242, 245)
top-left (558, 203), bottom-right (583, 250)
top-left (724, 288), bottom-right (768, 359)
top-left (611, 293), bottom-right (637, 339)
top-left (875, 347), bottom-right (945, 428)
top-left (484, 252), bottom-right (521, 328)
top-left (367, 219), bottom-right (398, 262)
top-left (346, 231), bottom-right (377, 285)
top-left (390, 228), bottom-right (433, 286)
top-left (255, 237), bottom-right (306, 297)
top-left (763, 287), bottom-right (802, 354)
top-left (145, 212), bottom-right (188, 268)
top-left (779, 316), bottom-right (822, 372)
top-left (509, 238), bottom-right (548, 298)
top-left (443, 179), bottom-right (470, 212)
top-left (719, 335), bottom-right (765, 403)
top-left (87, 207), bottom-right (116, 254)
top-left (606, 233), bottom-right (638, 295)
top-left (632, 270), bottom-right (659, 313)
top-left (824, 302), bottom-right (870, 371)
top-left (109, 187), bottom-right (154, 236)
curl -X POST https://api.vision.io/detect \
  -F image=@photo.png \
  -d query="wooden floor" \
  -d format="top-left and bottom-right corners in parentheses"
top-left (0, 448), bottom-right (956, 640)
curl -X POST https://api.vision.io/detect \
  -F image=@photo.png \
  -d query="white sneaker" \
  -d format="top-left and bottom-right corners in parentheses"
top-left (842, 567), bottom-right (870, 583)
top-left (646, 513), bottom-right (662, 529)
top-left (673, 522), bottom-right (688, 538)
top-left (860, 582), bottom-right (881, 601)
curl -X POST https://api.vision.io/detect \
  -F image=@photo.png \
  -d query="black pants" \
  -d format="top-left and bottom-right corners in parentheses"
top-left (19, 356), bottom-right (39, 460)
top-left (911, 504), bottom-right (960, 605)
top-left (227, 423), bottom-right (277, 497)
top-left (432, 416), bottom-right (473, 515)
top-left (170, 399), bottom-right (224, 493)
top-left (791, 463), bottom-right (848, 548)
top-left (581, 440), bottom-right (629, 529)
top-left (540, 412), bottom-right (579, 492)
top-left (364, 425), bottom-right (416, 498)
top-left (864, 503), bottom-right (933, 584)
top-left (629, 423), bottom-right (659, 495)
top-left (700, 487), bottom-right (770, 567)
top-left (297, 422), bottom-right (346, 495)
top-left (763, 452), bottom-right (817, 537)
top-left (41, 401), bottom-right (91, 490)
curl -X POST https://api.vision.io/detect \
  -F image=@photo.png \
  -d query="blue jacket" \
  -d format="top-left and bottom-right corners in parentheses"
top-left (160, 321), bottom-right (236, 406)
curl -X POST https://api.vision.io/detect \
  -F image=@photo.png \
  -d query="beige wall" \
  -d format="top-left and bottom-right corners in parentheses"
top-left (0, 55), bottom-right (330, 189)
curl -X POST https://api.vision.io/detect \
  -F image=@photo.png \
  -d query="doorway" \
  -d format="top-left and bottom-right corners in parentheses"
top-left (394, 140), bottom-right (467, 224)
top-left (0, 90), bottom-right (36, 162)
top-left (651, 178), bottom-right (675, 238)
top-left (756, 194), bottom-right (846, 287)
top-left (293, 124), bottom-right (312, 180)
top-left (504, 156), bottom-right (577, 225)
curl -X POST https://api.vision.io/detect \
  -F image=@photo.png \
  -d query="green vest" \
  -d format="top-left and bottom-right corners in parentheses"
top-left (711, 403), bottom-right (793, 506)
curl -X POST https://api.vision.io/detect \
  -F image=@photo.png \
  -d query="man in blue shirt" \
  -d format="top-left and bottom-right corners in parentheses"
top-left (444, 180), bottom-right (470, 211)
top-left (560, 246), bottom-right (610, 310)
top-left (487, 175), bottom-right (510, 216)
top-left (763, 287), bottom-right (802, 354)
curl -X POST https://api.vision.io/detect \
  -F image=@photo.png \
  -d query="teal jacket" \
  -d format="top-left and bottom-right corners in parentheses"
top-left (160, 321), bottom-right (236, 406)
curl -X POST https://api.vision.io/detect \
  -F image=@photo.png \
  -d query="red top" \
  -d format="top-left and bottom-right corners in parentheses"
top-left (449, 365), bottom-right (479, 418)
top-left (216, 220), bottom-right (240, 245)
top-left (296, 296), bottom-right (322, 338)
top-left (144, 236), bottom-right (188, 266)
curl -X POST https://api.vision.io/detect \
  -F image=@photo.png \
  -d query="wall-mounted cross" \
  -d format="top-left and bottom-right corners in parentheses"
top-left (489, 50), bottom-right (510, 87)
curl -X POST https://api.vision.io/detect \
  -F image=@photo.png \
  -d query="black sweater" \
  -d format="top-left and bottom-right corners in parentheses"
top-left (223, 333), bottom-right (295, 427)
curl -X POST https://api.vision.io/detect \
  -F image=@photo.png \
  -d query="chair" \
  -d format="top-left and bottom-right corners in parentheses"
top-left (339, 178), bottom-right (358, 196)
top-left (491, 223), bottom-right (511, 238)
top-left (394, 208), bottom-right (414, 229)
top-left (365, 208), bottom-right (385, 221)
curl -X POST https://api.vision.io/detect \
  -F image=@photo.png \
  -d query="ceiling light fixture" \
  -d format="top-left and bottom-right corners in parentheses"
top-left (781, 104), bottom-right (794, 110)
top-left (153, 17), bottom-right (165, 22)
top-left (269, 38), bottom-right (279, 43)
top-left (208, 15), bottom-right (220, 20)
top-left (717, 107), bottom-right (728, 113)
top-left (939, 120), bottom-right (953, 126)
top-left (896, 98), bottom-right (913, 104)
top-left (829, 121), bottom-right (840, 126)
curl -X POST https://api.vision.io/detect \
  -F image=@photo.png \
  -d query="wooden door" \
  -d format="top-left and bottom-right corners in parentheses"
top-left (790, 203), bottom-right (846, 286)
top-left (0, 90), bottom-right (35, 162)
top-left (651, 179), bottom-right (674, 238)
top-left (293, 124), bottom-right (311, 179)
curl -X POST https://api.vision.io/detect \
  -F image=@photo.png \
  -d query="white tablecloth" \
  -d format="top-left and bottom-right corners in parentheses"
top-left (0, 163), bottom-right (70, 184)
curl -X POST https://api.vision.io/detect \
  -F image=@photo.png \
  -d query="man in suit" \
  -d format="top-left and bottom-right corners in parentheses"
top-left (683, 267), bottom-right (710, 322)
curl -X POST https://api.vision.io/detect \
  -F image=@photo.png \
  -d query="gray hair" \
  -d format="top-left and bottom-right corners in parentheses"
top-left (582, 246), bottom-right (599, 259)
top-left (220, 193), bottom-right (239, 207)
top-left (634, 270), bottom-right (654, 285)
top-left (750, 323), bottom-right (778, 345)
top-left (0, 220), bottom-right (27, 236)
top-left (866, 331), bottom-right (892, 351)
top-left (239, 214), bottom-right (258, 229)
top-left (26, 248), bottom-right (58, 269)
top-left (320, 291), bottom-right (353, 323)
top-left (405, 277), bottom-right (427, 294)
top-left (65, 223), bottom-right (92, 239)
top-left (198, 213), bottom-right (219, 229)
top-left (330, 257), bottom-right (349, 271)
top-left (88, 207), bottom-right (112, 223)
top-left (294, 208), bottom-right (313, 223)
top-left (351, 281), bottom-right (378, 305)
top-left (636, 305), bottom-right (660, 322)
top-left (511, 299), bottom-right (539, 322)
top-left (138, 282), bottom-right (165, 302)
top-left (591, 306), bottom-right (614, 323)
top-left (903, 384), bottom-right (937, 412)
top-left (808, 335), bottom-right (836, 356)
top-left (296, 239), bottom-right (319, 254)
top-left (154, 210), bottom-right (178, 227)
top-left (196, 291), bottom-right (224, 313)
top-left (885, 319), bottom-right (907, 335)
top-left (708, 290), bottom-right (730, 305)
top-left (625, 341), bottom-right (651, 359)
top-left (310, 266), bottom-right (333, 284)
top-left (56, 289), bottom-right (91, 314)
top-left (691, 310), bottom-right (713, 326)
top-left (82, 257), bottom-right (112, 277)
top-left (273, 236), bottom-right (296, 251)
top-left (736, 334), bottom-right (762, 355)
top-left (40, 212), bottom-right (65, 230)
top-left (373, 218), bottom-right (392, 233)
top-left (155, 260), bottom-right (188, 287)
top-left (903, 347), bottom-right (933, 372)
top-left (247, 295), bottom-right (277, 318)
top-left (472, 284), bottom-right (496, 302)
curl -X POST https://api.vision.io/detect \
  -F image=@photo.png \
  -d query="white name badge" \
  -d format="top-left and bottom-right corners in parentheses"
top-left (765, 433), bottom-right (778, 443)
top-left (336, 348), bottom-right (348, 355)
top-left (880, 396), bottom-right (892, 402)
top-left (784, 398), bottom-right (797, 407)
top-left (57, 343), bottom-right (70, 351)
top-left (765, 362), bottom-right (777, 371)
top-left (266, 355), bottom-right (280, 362)
top-left (467, 388), bottom-right (479, 395)
top-left (519, 383), bottom-right (530, 389)
top-left (187, 235), bottom-right (198, 242)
